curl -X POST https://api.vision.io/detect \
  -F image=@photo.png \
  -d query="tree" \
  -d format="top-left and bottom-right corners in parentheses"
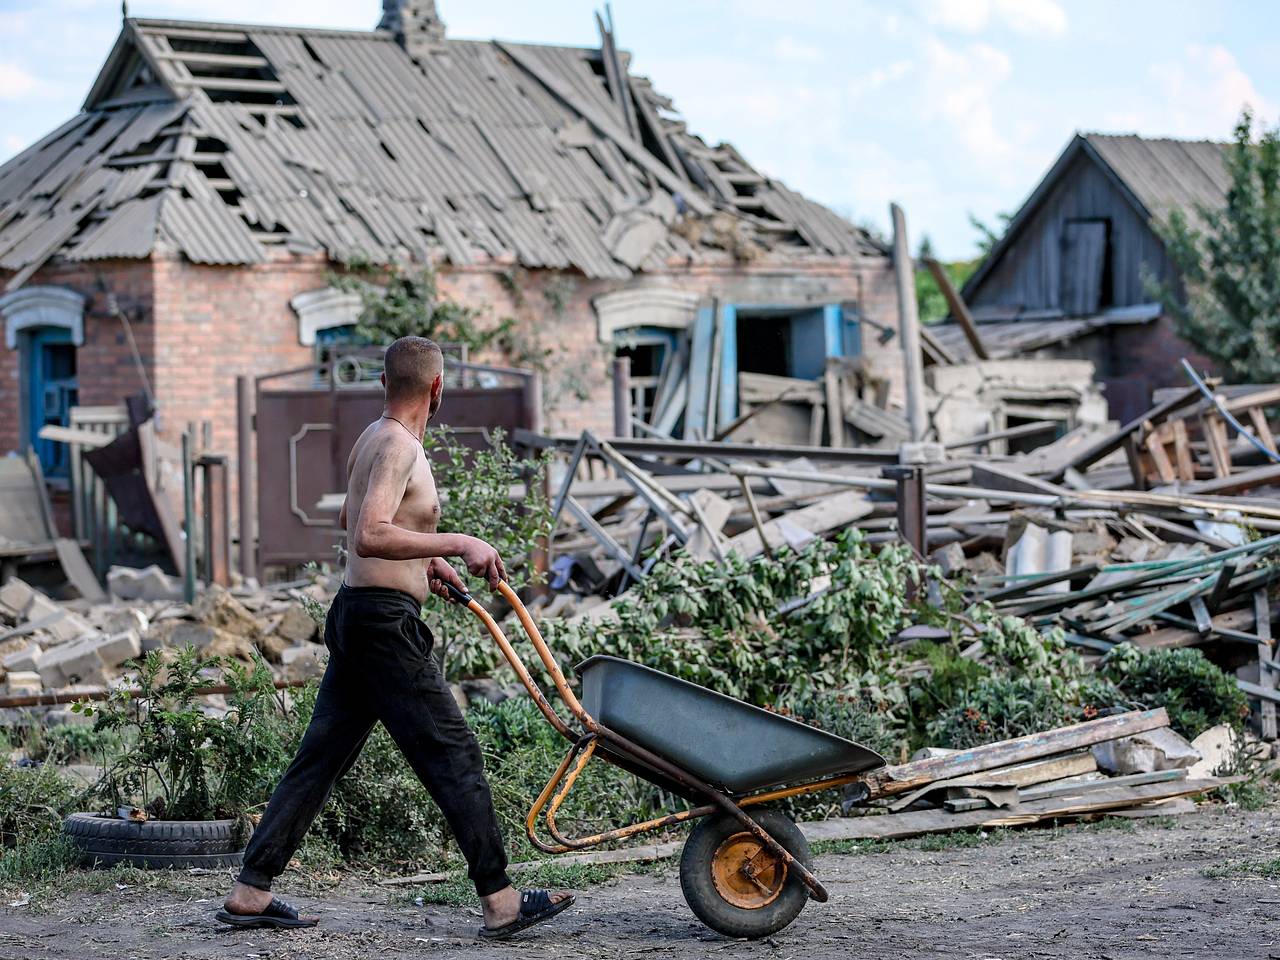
top-left (913, 233), bottom-right (982, 325)
top-left (1160, 110), bottom-right (1280, 382)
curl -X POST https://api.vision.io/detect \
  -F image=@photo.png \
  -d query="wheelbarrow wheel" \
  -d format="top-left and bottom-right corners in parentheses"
top-left (679, 809), bottom-right (812, 939)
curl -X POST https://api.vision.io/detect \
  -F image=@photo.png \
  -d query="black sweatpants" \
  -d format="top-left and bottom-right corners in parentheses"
top-left (238, 585), bottom-right (511, 897)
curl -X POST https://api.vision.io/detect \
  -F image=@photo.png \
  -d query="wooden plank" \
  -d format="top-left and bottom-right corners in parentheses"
top-left (1202, 412), bottom-right (1232, 478)
top-left (888, 751), bottom-right (1097, 812)
top-left (1144, 420), bottom-right (1176, 483)
top-left (1047, 386), bottom-right (1202, 481)
top-left (923, 257), bottom-right (989, 359)
top-left (1249, 406), bottom-right (1277, 453)
top-left (1184, 463), bottom-right (1280, 496)
top-left (382, 840), bottom-right (683, 885)
top-left (1255, 588), bottom-right (1277, 739)
top-left (864, 709), bottom-right (1170, 799)
top-left (53, 538), bottom-right (106, 603)
top-left (1171, 419), bottom-right (1196, 480)
top-left (824, 365), bottom-right (845, 448)
top-left (802, 777), bottom-right (1227, 842)
top-left (36, 424), bottom-right (114, 449)
top-left (723, 491), bottom-right (873, 560)
top-left (1017, 767), bottom-right (1185, 802)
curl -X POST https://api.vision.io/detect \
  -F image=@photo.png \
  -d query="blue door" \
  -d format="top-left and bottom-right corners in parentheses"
top-left (25, 327), bottom-right (77, 478)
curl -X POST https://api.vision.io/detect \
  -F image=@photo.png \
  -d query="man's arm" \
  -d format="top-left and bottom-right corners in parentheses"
top-left (352, 436), bottom-right (507, 586)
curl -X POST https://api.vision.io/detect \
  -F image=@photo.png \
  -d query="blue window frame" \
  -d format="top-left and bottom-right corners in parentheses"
top-left (24, 326), bottom-right (77, 478)
top-left (710, 303), bottom-right (860, 427)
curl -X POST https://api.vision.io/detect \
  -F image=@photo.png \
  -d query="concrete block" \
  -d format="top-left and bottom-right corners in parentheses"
top-left (274, 602), bottom-right (320, 645)
top-left (97, 630), bottom-right (142, 668)
top-left (1092, 727), bottom-right (1200, 775)
top-left (102, 607), bottom-right (149, 636)
top-left (108, 565), bottom-right (183, 602)
top-left (38, 635), bottom-right (108, 687)
top-left (2, 643), bottom-right (43, 674)
top-left (279, 643), bottom-right (327, 680)
top-left (42, 608), bottom-right (95, 645)
top-left (0, 577), bottom-right (34, 616)
top-left (5, 671), bottom-right (42, 696)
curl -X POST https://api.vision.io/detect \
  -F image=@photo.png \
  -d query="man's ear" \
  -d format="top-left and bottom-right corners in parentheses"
top-left (432, 373), bottom-right (443, 399)
top-left (380, 372), bottom-right (386, 388)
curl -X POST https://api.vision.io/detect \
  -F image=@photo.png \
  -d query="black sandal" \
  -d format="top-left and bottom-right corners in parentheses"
top-left (215, 896), bottom-right (318, 930)
top-left (478, 889), bottom-right (575, 941)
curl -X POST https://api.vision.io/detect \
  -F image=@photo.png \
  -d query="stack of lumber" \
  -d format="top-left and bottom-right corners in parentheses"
top-left (807, 708), bottom-right (1235, 843)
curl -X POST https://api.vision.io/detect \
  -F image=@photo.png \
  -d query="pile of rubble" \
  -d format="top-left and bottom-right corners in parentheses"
top-left (0, 567), bottom-right (329, 710)
top-left (515, 375), bottom-right (1280, 740)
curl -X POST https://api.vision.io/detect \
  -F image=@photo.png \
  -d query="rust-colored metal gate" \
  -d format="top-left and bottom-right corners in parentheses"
top-left (239, 355), bottom-right (541, 573)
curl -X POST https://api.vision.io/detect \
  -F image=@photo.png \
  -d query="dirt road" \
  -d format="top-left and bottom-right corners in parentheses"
top-left (3, 804), bottom-right (1278, 960)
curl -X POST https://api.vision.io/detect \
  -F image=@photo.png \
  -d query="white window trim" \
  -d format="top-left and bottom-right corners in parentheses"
top-left (0, 286), bottom-right (86, 349)
top-left (290, 287), bottom-right (370, 346)
top-left (593, 286), bottom-right (700, 343)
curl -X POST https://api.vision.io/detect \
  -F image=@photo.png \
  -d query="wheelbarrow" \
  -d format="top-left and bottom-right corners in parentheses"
top-left (447, 581), bottom-right (886, 939)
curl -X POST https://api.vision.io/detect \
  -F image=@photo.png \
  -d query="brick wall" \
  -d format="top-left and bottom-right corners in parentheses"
top-left (0, 259), bottom-right (157, 454)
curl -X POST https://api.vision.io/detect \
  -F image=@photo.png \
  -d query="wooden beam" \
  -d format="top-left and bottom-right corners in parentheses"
top-left (497, 42), bottom-right (713, 215)
top-left (156, 51), bottom-right (269, 69)
top-left (923, 256), bottom-right (989, 359)
top-left (864, 709), bottom-right (1169, 799)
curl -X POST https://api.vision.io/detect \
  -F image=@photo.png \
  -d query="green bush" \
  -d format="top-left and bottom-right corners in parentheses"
top-left (0, 754), bottom-right (81, 889)
top-left (928, 675), bottom-right (1076, 750)
top-left (1085, 644), bottom-right (1250, 739)
top-left (77, 647), bottom-right (295, 822)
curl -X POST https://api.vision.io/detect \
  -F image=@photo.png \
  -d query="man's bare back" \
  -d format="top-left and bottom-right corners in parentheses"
top-left (342, 419), bottom-right (442, 602)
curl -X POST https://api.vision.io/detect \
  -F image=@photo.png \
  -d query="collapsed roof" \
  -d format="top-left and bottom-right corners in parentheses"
top-left (0, 15), bottom-right (885, 289)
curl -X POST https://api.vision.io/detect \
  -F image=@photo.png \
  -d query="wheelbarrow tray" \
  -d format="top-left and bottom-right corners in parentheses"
top-left (577, 656), bottom-right (885, 794)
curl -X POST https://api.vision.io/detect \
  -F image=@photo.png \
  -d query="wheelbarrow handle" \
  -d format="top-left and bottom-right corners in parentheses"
top-left (442, 582), bottom-right (473, 605)
top-left (447, 580), bottom-right (591, 742)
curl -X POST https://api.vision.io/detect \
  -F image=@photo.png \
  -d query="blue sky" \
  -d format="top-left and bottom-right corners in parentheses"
top-left (1, 0), bottom-right (1276, 258)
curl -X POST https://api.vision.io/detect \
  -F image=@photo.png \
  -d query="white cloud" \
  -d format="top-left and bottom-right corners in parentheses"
top-left (0, 62), bottom-right (36, 101)
top-left (918, 37), bottom-right (1013, 159)
top-left (771, 35), bottom-right (824, 65)
top-left (847, 59), bottom-right (914, 99)
top-left (1146, 43), bottom-right (1274, 137)
top-left (919, 0), bottom-right (1067, 38)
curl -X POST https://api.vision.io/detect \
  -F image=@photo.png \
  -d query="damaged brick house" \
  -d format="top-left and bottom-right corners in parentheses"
top-left (0, 2), bottom-right (897, 499)
top-left (942, 133), bottom-right (1224, 422)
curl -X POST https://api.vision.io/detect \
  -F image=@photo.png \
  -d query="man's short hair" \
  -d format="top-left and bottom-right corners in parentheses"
top-left (384, 336), bottom-right (443, 401)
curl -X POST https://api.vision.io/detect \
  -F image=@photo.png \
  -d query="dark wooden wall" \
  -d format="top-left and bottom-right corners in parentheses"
top-left (969, 152), bottom-right (1178, 314)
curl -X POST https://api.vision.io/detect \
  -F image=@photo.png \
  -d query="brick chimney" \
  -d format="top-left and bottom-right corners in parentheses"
top-left (379, 0), bottom-right (446, 56)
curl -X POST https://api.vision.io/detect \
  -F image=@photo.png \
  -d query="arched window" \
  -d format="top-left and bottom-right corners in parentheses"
top-left (0, 286), bottom-right (85, 475)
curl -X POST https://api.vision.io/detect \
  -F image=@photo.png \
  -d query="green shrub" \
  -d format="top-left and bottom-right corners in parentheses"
top-left (1086, 644), bottom-right (1249, 739)
top-left (76, 647), bottom-right (295, 822)
top-left (928, 674), bottom-right (1076, 749)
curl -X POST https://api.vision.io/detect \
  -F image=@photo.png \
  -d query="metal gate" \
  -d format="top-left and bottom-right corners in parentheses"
top-left (240, 352), bottom-right (541, 573)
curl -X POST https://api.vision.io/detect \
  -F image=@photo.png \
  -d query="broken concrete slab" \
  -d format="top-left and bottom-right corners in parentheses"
top-left (38, 636), bottom-right (108, 687)
top-left (2, 642), bottom-right (42, 674)
top-left (274, 602), bottom-right (320, 645)
top-left (5, 671), bottom-right (41, 695)
top-left (1186, 724), bottom-right (1235, 780)
top-left (1092, 726), bottom-right (1201, 775)
top-left (107, 564), bottom-right (183, 602)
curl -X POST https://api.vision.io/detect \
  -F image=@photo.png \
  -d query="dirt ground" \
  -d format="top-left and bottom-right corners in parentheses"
top-left (3, 804), bottom-right (1279, 960)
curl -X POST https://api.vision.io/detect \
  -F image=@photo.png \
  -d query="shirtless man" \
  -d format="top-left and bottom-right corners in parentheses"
top-left (217, 336), bottom-right (573, 941)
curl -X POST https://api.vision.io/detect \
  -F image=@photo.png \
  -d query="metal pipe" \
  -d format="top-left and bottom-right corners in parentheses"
top-left (1181, 358), bottom-right (1280, 464)
top-left (891, 202), bottom-right (927, 442)
top-left (236, 375), bottom-right (255, 582)
top-left (612, 356), bottom-right (632, 438)
top-left (181, 430), bottom-right (196, 604)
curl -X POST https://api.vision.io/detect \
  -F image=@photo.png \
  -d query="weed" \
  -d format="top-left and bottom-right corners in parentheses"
top-left (914, 828), bottom-right (1009, 852)
top-left (1203, 856), bottom-right (1280, 879)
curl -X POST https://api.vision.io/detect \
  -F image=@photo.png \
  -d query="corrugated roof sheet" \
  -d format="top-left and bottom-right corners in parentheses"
top-left (1084, 134), bottom-right (1230, 224)
top-left (0, 16), bottom-right (882, 286)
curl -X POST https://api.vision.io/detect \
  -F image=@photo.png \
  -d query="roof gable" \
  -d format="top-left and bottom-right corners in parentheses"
top-left (962, 132), bottom-right (1230, 303)
top-left (0, 16), bottom-right (882, 288)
